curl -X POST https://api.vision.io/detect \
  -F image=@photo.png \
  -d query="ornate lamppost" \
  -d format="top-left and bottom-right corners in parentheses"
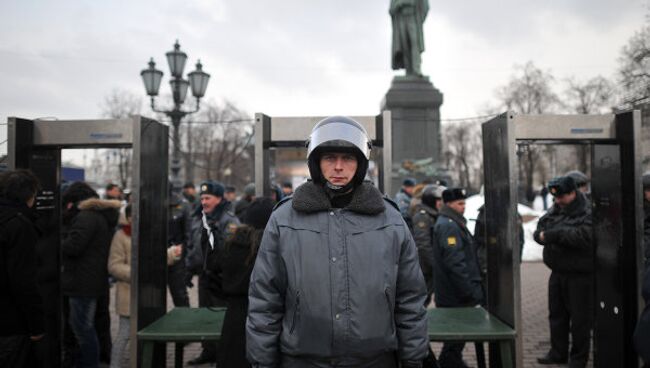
top-left (140, 40), bottom-right (210, 192)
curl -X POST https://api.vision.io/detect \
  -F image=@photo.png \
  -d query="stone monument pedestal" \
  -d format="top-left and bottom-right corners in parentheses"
top-left (381, 75), bottom-right (444, 193)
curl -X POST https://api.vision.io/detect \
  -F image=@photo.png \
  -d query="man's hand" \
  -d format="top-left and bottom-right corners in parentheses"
top-left (30, 334), bottom-right (45, 341)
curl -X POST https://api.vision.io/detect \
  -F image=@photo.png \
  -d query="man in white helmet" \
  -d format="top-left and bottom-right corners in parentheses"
top-left (246, 116), bottom-right (429, 368)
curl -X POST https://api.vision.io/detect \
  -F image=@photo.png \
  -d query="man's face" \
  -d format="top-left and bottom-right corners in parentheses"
top-left (435, 198), bottom-right (443, 211)
top-left (645, 189), bottom-right (650, 202)
top-left (224, 191), bottom-right (237, 202)
top-left (184, 187), bottom-right (196, 197)
top-left (107, 187), bottom-right (122, 199)
top-left (553, 191), bottom-right (577, 207)
top-left (447, 199), bottom-right (466, 215)
top-left (201, 194), bottom-right (222, 214)
top-left (404, 185), bottom-right (415, 196)
top-left (319, 152), bottom-right (358, 187)
top-left (282, 187), bottom-right (292, 195)
top-left (27, 195), bottom-right (35, 209)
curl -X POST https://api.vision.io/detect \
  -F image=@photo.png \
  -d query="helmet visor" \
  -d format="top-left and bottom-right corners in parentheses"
top-left (307, 121), bottom-right (370, 159)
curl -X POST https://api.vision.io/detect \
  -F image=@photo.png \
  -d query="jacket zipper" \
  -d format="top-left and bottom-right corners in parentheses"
top-left (385, 287), bottom-right (395, 335)
top-left (290, 291), bottom-right (300, 334)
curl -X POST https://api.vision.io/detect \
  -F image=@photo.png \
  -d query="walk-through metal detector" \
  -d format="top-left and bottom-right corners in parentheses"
top-left (7, 116), bottom-right (169, 367)
top-left (482, 111), bottom-right (643, 367)
top-left (254, 112), bottom-right (393, 196)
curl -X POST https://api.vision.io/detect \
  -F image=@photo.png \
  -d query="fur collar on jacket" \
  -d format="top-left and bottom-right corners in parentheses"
top-left (292, 180), bottom-right (385, 215)
top-left (78, 198), bottom-right (122, 211)
top-left (440, 205), bottom-right (467, 229)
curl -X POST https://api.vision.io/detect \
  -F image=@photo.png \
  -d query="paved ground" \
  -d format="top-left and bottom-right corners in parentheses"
top-left (110, 261), bottom-right (593, 367)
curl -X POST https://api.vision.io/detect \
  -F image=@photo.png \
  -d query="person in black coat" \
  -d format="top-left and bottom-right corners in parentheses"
top-left (534, 176), bottom-right (593, 368)
top-left (210, 197), bottom-right (274, 368)
top-left (61, 182), bottom-right (120, 367)
top-left (432, 188), bottom-right (484, 368)
top-left (0, 169), bottom-right (45, 367)
top-left (634, 267), bottom-right (650, 365)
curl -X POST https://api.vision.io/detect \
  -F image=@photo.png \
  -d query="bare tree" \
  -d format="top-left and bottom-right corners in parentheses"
top-left (493, 61), bottom-right (560, 203)
top-left (182, 100), bottom-right (254, 188)
top-left (442, 121), bottom-right (483, 192)
top-left (564, 76), bottom-right (615, 173)
top-left (618, 22), bottom-right (650, 106)
top-left (100, 88), bottom-right (142, 189)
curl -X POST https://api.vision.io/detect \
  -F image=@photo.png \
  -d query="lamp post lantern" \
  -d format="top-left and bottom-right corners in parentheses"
top-left (140, 40), bottom-right (210, 192)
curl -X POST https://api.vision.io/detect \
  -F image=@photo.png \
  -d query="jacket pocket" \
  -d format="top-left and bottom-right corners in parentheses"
top-left (385, 287), bottom-right (395, 335)
top-left (290, 291), bottom-right (300, 334)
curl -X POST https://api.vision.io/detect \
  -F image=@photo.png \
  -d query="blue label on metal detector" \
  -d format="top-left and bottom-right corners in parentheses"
top-left (90, 133), bottom-right (123, 139)
top-left (570, 128), bottom-right (603, 134)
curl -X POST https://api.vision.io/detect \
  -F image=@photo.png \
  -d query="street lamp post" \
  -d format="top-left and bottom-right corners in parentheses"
top-left (140, 40), bottom-right (210, 193)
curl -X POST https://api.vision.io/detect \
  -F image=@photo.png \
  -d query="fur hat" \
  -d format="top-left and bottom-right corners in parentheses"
top-left (199, 180), bottom-right (225, 198)
top-left (442, 187), bottom-right (467, 203)
top-left (548, 176), bottom-right (577, 196)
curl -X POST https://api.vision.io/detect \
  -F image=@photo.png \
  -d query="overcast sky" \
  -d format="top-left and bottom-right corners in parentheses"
top-left (0, 0), bottom-right (647, 156)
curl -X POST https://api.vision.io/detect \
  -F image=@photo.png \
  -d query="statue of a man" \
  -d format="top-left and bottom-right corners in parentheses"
top-left (390, 0), bottom-right (429, 77)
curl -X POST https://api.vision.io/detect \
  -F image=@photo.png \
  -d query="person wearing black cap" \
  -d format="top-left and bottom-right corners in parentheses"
top-left (186, 180), bottom-right (240, 365)
top-left (432, 187), bottom-right (483, 368)
top-left (224, 186), bottom-right (237, 203)
top-left (182, 182), bottom-right (198, 207)
top-left (281, 181), bottom-right (293, 197)
top-left (395, 177), bottom-right (417, 224)
top-left (534, 175), bottom-right (593, 367)
top-left (212, 197), bottom-right (274, 368)
top-left (247, 116), bottom-right (428, 368)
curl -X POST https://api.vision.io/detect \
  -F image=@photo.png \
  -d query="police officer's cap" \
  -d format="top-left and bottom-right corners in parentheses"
top-left (200, 180), bottom-right (225, 198)
top-left (547, 176), bottom-right (577, 197)
top-left (565, 170), bottom-right (589, 187)
top-left (442, 187), bottom-right (467, 203)
top-left (643, 172), bottom-right (650, 191)
top-left (403, 178), bottom-right (416, 187)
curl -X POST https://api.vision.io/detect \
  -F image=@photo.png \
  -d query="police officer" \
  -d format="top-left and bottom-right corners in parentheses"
top-left (534, 176), bottom-right (593, 368)
top-left (247, 116), bottom-right (428, 368)
top-left (167, 191), bottom-right (191, 307)
top-left (395, 178), bottom-right (417, 222)
top-left (187, 180), bottom-right (240, 365)
top-left (432, 188), bottom-right (483, 368)
top-left (412, 183), bottom-right (445, 306)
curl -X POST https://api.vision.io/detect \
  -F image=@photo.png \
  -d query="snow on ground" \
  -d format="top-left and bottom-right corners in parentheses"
top-left (464, 194), bottom-right (546, 262)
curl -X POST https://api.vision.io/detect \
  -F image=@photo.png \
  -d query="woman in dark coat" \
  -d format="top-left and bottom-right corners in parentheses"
top-left (212, 197), bottom-right (274, 368)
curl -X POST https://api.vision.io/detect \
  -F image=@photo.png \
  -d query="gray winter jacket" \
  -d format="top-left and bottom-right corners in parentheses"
top-left (246, 181), bottom-right (428, 368)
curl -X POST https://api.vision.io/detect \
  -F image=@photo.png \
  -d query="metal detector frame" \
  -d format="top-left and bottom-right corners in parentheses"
top-left (7, 116), bottom-right (169, 367)
top-left (482, 111), bottom-right (643, 367)
top-left (254, 112), bottom-right (393, 196)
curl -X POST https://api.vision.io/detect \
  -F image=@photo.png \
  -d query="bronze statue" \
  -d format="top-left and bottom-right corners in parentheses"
top-left (390, 0), bottom-right (429, 77)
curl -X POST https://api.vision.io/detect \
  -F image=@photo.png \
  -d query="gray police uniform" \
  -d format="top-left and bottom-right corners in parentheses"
top-left (246, 181), bottom-right (429, 368)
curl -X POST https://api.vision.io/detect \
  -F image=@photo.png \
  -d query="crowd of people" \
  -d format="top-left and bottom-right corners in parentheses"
top-left (1, 115), bottom-right (649, 368)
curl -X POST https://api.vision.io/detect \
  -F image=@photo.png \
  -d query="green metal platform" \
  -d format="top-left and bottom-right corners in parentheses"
top-left (138, 307), bottom-right (225, 367)
top-left (138, 306), bottom-right (515, 367)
